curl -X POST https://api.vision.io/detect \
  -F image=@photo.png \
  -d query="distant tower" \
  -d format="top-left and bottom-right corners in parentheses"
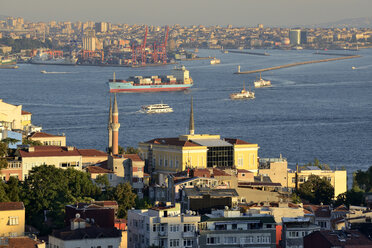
top-left (111, 93), bottom-right (120, 154)
top-left (107, 95), bottom-right (113, 153)
top-left (189, 96), bottom-right (195, 135)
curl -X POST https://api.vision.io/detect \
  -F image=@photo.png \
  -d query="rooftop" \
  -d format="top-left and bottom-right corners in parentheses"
top-left (51, 226), bottom-right (121, 240)
top-left (0, 202), bottom-right (24, 211)
top-left (18, 146), bottom-right (80, 157)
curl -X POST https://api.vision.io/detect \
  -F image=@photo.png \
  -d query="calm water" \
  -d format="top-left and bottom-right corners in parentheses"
top-left (1, 49), bottom-right (372, 182)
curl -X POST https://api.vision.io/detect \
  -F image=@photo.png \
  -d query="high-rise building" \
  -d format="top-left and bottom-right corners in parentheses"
top-left (289, 29), bottom-right (301, 45)
top-left (301, 30), bottom-right (308, 44)
top-left (95, 22), bottom-right (108, 33)
top-left (82, 29), bottom-right (97, 51)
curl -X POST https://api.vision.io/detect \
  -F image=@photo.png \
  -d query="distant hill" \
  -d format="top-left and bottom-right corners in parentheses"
top-left (0, 15), bottom-right (9, 20)
top-left (315, 17), bottom-right (372, 28)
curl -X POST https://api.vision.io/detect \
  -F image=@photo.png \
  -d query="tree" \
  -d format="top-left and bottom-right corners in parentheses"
top-left (354, 167), bottom-right (372, 192)
top-left (0, 181), bottom-right (9, 202)
top-left (0, 141), bottom-right (8, 169)
top-left (22, 138), bottom-right (42, 146)
top-left (118, 146), bottom-right (139, 155)
top-left (112, 183), bottom-right (136, 218)
top-left (5, 176), bottom-right (21, 202)
top-left (297, 175), bottom-right (334, 205)
top-left (21, 165), bottom-right (101, 233)
top-left (135, 196), bottom-right (152, 209)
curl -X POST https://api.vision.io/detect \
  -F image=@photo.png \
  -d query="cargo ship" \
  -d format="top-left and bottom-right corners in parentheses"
top-left (0, 57), bottom-right (18, 69)
top-left (108, 66), bottom-right (193, 93)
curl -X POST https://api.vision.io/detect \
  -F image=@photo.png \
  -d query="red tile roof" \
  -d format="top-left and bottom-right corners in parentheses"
top-left (304, 204), bottom-right (331, 218)
top-left (145, 137), bottom-right (201, 147)
top-left (21, 110), bottom-right (31, 115)
top-left (0, 202), bottom-right (24, 211)
top-left (237, 169), bottom-right (253, 173)
top-left (78, 149), bottom-right (107, 157)
top-left (19, 146), bottom-right (81, 157)
top-left (224, 138), bottom-right (252, 145)
top-left (28, 132), bottom-right (63, 138)
top-left (6, 237), bottom-right (44, 247)
top-left (86, 166), bottom-right (113, 174)
top-left (122, 154), bottom-right (143, 162)
top-left (212, 168), bottom-right (231, 177)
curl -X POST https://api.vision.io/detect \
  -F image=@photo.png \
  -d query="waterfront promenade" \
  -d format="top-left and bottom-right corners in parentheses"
top-left (234, 55), bottom-right (361, 74)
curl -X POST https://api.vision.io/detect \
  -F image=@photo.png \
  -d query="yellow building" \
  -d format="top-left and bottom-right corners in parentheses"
top-left (258, 156), bottom-right (289, 187)
top-left (0, 202), bottom-right (25, 237)
top-left (287, 166), bottom-right (347, 198)
top-left (138, 98), bottom-right (259, 183)
top-left (21, 110), bottom-right (32, 127)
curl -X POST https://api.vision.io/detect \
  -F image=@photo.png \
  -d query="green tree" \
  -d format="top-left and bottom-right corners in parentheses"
top-left (0, 141), bottom-right (8, 169)
top-left (21, 165), bottom-right (101, 233)
top-left (112, 183), bottom-right (136, 218)
top-left (22, 138), bottom-right (43, 146)
top-left (118, 146), bottom-right (139, 155)
top-left (135, 196), bottom-right (152, 209)
top-left (354, 167), bottom-right (372, 192)
top-left (5, 176), bottom-right (21, 202)
top-left (297, 175), bottom-right (334, 205)
top-left (0, 181), bottom-right (9, 202)
top-left (335, 189), bottom-right (365, 207)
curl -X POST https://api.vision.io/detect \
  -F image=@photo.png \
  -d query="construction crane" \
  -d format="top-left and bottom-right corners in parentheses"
top-left (158, 25), bottom-right (169, 64)
top-left (131, 25), bottom-right (148, 65)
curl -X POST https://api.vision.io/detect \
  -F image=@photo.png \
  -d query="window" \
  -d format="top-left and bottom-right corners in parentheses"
top-left (8, 216), bottom-right (19, 225)
top-left (207, 236), bottom-right (220, 244)
top-left (224, 237), bottom-right (237, 244)
top-left (170, 239), bottom-right (179, 247)
top-left (318, 221), bottom-right (327, 228)
top-left (184, 224), bottom-right (195, 232)
top-left (183, 239), bottom-right (193, 247)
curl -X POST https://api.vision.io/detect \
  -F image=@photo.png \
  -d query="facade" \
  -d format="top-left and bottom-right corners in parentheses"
top-left (78, 149), bottom-right (108, 167)
top-left (258, 156), bottom-right (288, 187)
top-left (0, 99), bottom-right (22, 130)
top-left (127, 202), bottom-right (200, 248)
top-left (287, 166), bottom-right (347, 198)
top-left (82, 29), bottom-right (97, 51)
top-left (198, 209), bottom-right (277, 248)
top-left (289, 29), bottom-right (301, 45)
top-left (49, 217), bottom-right (122, 248)
top-left (0, 160), bottom-right (22, 181)
top-left (304, 205), bottom-right (332, 230)
top-left (27, 132), bottom-right (66, 146)
top-left (281, 217), bottom-right (320, 248)
top-left (123, 154), bottom-right (145, 198)
top-left (17, 146), bottom-right (83, 180)
top-left (0, 202), bottom-right (25, 237)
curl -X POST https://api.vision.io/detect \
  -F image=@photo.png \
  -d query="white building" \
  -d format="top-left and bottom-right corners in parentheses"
top-left (48, 215), bottom-right (122, 248)
top-left (281, 217), bottom-right (320, 248)
top-left (127, 202), bottom-right (200, 248)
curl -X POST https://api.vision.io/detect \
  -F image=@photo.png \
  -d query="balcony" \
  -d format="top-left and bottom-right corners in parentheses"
top-left (182, 232), bottom-right (195, 238)
top-left (158, 231), bottom-right (167, 237)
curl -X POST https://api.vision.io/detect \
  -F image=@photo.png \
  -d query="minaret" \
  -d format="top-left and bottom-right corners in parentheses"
top-left (107, 95), bottom-right (113, 153)
top-left (111, 93), bottom-right (120, 154)
top-left (189, 96), bottom-right (194, 135)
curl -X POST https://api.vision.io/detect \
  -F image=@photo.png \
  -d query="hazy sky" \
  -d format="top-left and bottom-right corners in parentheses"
top-left (1, 0), bottom-right (372, 26)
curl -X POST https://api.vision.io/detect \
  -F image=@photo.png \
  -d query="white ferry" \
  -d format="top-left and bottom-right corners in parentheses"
top-left (254, 72), bottom-right (272, 88)
top-left (141, 103), bottom-right (173, 114)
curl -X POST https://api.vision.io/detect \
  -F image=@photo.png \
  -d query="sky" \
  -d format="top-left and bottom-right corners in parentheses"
top-left (1, 0), bottom-right (372, 26)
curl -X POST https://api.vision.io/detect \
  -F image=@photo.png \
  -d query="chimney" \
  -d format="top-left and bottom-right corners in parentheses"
top-left (28, 146), bottom-right (35, 152)
top-left (67, 146), bottom-right (74, 151)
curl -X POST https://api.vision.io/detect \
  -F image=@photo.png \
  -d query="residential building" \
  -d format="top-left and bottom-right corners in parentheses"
top-left (78, 149), bottom-right (108, 167)
top-left (304, 204), bottom-right (332, 230)
top-left (65, 203), bottom-right (116, 228)
top-left (0, 236), bottom-right (45, 248)
top-left (0, 202), bottom-right (25, 237)
top-left (0, 99), bottom-right (22, 130)
top-left (287, 166), bottom-right (347, 198)
top-left (27, 132), bottom-right (66, 146)
top-left (123, 154), bottom-right (145, 198)
top-left (0, 160), bottom-right (22, 181)
top-left (82, 29), bottom-right (97, 51)
top-left (127, 202), bottom-right (200, 248)
top-left (16, 146), bottom-right (83, 180)
top-left (281, 217), bottom-right (320, 248)
top-left (198, 209), bottom-right (277, 248)
top-left (258, 156), bottom-right (288, 187)
top-left (48, 216), bottom-right (122, 248)
top-left (304, 230), bottom-right (372, 248)
top-left (181, 187), bottom-right (239, 214)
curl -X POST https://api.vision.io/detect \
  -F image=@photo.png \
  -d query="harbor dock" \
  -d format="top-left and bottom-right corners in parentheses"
top-left (228, 50), bottom-right (270, 56)
top-left (234, 55), bottom-right (361, 74)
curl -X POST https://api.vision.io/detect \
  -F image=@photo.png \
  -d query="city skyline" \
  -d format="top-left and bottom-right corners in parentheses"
top-left (1, 0), bottom-right (372, 26)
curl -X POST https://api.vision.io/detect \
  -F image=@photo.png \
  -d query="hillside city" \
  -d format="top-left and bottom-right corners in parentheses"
top-left (1, 16), bottom-right (372, 248)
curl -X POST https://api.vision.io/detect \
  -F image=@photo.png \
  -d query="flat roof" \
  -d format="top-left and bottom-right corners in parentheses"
top-left (191, 139), bottom-right (233, 147)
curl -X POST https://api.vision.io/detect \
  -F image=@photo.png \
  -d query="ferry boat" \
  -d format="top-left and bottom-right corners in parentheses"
top-left (230, 83), bottom-right (255, 100)
top-left (141, 103), bottom-right (173, 114)
top-left (254, 72), bottom-right (272, 88)
top-left (108, 66), bottom-right (193, 93)
top-left (210, 58), bottom-right (221, 65)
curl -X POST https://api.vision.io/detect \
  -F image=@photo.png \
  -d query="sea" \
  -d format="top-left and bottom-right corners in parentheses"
top-left (1, 49), bottom-right (371, 184)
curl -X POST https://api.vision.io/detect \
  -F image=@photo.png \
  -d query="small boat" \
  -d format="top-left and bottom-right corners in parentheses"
top-left (210, 58), bottom-right (221, 65)
top-left (230, 83), bottom-right (255, 100)
top-left (41, 70), bottom-right (47, 73)
top-left (352, 66), bottom-right (356, 70)
top-left (141, 103), bottom-right (173, 114)
top-left (254, 72), bottom-right (272, 88)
